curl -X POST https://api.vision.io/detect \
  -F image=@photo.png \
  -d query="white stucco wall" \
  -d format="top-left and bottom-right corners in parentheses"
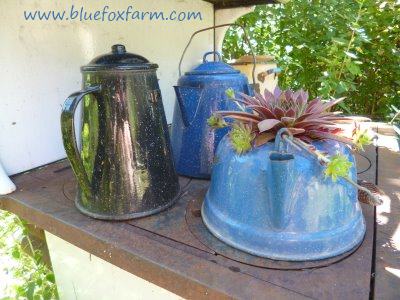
top-left (214, 6), bottom-right (255, 53)
top-left (0, 0), bottom-right (213, 175)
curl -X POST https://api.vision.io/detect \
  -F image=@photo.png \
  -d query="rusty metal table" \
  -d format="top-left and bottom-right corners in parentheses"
top-left (1, 123), bottom-right (398, 299)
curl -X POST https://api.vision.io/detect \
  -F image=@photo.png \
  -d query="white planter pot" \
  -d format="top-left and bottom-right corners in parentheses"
top-left (0, 160), bottom-right (16, 195)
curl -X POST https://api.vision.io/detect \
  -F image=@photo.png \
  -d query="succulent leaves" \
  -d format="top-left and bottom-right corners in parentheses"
top-left (324, 154), bottom-right (353, 182)
top-left (215, 87), bottom-right (353, 149)
top-left (230, 123), bottom-right (255, 155)
top-left (225, 88), bottom-right (236, 99)
top-left (207, 114), bottom-right (227, 129)
top-left (353, 128), bottom-right (373, 151)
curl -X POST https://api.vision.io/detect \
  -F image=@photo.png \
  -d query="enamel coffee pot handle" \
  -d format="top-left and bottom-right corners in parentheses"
top-left (61, 86), bottom-right (101, 200)
top-left (178, 23), bottom-right (257, 86)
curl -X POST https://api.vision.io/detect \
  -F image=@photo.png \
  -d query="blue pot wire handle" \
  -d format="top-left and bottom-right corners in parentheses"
top-left (178, 23), bottom-right (257, 87)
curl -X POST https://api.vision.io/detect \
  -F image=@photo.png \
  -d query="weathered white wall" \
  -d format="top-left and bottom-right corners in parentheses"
top-left (214, 7), bottom-right (255, 53)
top-left (0, 0), bottom-right (213, 175)
top-left (45, 232), bottom-right (182, 300)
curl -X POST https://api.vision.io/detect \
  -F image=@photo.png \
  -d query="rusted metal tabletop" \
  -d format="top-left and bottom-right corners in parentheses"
top-left (1, 123), bottom-right (398, 299)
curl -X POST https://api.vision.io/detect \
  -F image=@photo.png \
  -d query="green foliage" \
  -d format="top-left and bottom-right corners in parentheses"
top-left (324, 154), bottom-right (353, 181)
top-left (388, 105), bottom-right (400, 123)
top-left (0, 211), bottom-right (58, 300)
top-left (230, 123), bottom-right (255, 154)
top-left (223, 1), bottom-right (400, 120)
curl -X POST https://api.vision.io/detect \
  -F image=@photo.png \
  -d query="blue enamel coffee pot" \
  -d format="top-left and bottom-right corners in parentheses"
top-left (171, 24), bottom-right (256, 178)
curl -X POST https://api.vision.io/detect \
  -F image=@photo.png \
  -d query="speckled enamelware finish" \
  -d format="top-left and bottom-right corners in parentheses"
top-left (202, 135), bottom-right (366, 261)
top-left (61, 45), bottom-right (180, 220)
top-left (171, 51), bottom-right (252, 179)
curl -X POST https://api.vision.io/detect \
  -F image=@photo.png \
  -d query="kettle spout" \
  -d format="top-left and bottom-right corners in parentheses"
top-left (268, 128), bottom-right (296, 230)
top-left (174, 85), bottom-right (203, 127)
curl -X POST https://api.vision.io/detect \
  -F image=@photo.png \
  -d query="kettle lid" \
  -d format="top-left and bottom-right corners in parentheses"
top-left (185, 51), bottom-right (240, 76)
top-left (81, 44), bottom-right (158, 71)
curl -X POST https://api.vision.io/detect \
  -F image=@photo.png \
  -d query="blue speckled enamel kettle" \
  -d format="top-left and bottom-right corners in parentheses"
top-left (171, 24), bottom-right (257, 178)
top-left (202, 128), bottom-right (366, 261)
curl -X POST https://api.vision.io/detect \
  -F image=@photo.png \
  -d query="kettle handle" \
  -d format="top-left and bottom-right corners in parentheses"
top-left (61, 85), bottom-right (101, 200)
top-left (274, 128), bottom-right (294, 153)
top-left (178, 23), bottom-right (257, 86)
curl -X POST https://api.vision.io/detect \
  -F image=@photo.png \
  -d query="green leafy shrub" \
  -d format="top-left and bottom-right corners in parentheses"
top-left (223, 0), bottom-right (400, 120)
top-left (0, 211), bottom-right (58, 300)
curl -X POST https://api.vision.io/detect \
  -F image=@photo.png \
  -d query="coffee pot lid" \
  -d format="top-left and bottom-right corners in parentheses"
top-left (185, 51), bottom-right (240, 76)
top-left (81, 44), bottom-right (158, 71)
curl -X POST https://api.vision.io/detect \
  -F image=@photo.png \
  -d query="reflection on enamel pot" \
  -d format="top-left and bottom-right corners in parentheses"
top-left (61, 45), bottom-right (180, 220)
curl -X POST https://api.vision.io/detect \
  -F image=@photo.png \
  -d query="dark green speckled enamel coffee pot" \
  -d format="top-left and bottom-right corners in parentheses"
top-left (61, 44), bottom-right (180, 220)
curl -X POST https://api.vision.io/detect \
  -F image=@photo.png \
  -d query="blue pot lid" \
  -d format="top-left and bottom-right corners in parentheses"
top-left (185, 52), bottom-right (240, 75)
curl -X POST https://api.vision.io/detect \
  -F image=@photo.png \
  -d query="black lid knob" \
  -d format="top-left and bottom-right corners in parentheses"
top-left (112, 44), bottom-right (126, 54)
